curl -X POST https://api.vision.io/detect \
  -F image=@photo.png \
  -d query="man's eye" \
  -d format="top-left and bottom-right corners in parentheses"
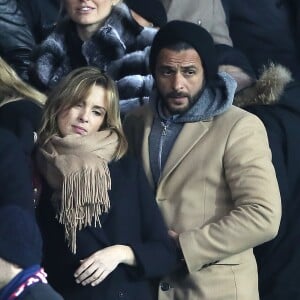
top-left (162, 70), bottom-right (172, 76)
top-left (185, 70), bottom-right (196, 76)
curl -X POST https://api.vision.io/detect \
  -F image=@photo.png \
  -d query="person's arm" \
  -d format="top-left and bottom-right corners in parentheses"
top-left (121, 161), bottom-right (178, 278)
top-left (210, 0), bottom-right (233, 46)
top-left (178, 114), bottom-right (281, 273)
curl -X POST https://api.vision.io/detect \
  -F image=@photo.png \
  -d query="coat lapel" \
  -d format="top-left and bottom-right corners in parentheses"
top-left (159, 121), bottom-right (210, 186)
top-left (141, 107), bottom-right (155, 188)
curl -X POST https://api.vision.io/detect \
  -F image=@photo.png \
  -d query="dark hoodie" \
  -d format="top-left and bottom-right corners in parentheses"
top-left (234, 64), bottom-right (300, 299)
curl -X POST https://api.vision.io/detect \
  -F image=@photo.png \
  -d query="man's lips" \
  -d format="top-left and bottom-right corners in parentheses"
top-left (168, 96), bottom-right (188, 104)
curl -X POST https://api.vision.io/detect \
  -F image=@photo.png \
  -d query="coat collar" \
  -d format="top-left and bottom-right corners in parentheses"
top-left (140, 105), bottom-right (211, 191)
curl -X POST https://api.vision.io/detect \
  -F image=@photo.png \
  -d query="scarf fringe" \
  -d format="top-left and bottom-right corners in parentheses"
top-left (58, 161), bottom-right (111, 254)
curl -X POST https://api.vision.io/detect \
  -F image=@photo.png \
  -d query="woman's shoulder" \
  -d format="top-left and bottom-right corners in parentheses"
top-left (109, 152), bottom-right (139, 172)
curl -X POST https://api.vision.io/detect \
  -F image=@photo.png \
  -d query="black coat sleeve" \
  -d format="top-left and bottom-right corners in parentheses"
top-left (126, 162), bottom-right (178, 278)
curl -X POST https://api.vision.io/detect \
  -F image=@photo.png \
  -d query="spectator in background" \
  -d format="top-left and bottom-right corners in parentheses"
top-left (161, 0), bottom-right (232, 45)
top-left (30, 0), bottom-right (157, 113)
top-left (0, 0), bottom-right (35, 81)
top-left (18, 0), bottom-right (62, 44)
top-left (0, 55), bottom-right (45, 158)
top-left (221, 0), bottom-right (300, 81)
top-left (233, 62), bottom-right (300, 299)
top-left (124, 21), bottom-right (281, 300)
top-left (0, 56), bottom-right (46, 205)
top-left (0, 205), bottom-right (63, 300)
top-left (125, 0), bottom-right (167, 28)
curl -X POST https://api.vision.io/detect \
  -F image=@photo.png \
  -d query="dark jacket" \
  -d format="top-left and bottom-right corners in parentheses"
top-left (222, 0), bottom-right (300, 80)
top-left (18, 0), bottom-right (61, 44)
top-left (0, 128), bottom-right (34, 211)
top-left (37, 154), bottom-right (177, 300)
top-left (0, 100), bottom-right (42, 156)
top-left (234, 65), bottom-right (300, 299)
top-left (30, 3), bottom-right (156, 109)
top-left (0, 0), bottom-right (35, 81)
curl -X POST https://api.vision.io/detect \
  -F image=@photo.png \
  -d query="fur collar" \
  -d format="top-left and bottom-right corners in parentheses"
top-left (234, 63), bottom-right (293, 108)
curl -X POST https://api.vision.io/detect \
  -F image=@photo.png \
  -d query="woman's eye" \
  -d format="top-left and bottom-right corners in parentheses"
top-left (76, 102), bottom-right (83, 107)
top-left (93, 111), bottom-right (102, 116)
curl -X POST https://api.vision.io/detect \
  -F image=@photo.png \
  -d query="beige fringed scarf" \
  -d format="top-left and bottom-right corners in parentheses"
top-left (37, 130), bottom-right (119, 254)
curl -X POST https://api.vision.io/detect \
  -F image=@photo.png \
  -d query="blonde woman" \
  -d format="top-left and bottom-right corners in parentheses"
top-left (36, 67), bottom-right (177, 300)
top-left (30, 0), bottom-right (157, 112)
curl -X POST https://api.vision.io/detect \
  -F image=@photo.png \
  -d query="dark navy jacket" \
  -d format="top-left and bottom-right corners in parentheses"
top-left (246, 81), bottom-right (300, 299)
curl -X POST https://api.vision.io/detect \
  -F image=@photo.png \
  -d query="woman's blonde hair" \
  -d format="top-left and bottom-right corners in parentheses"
top-left (39, 66), bottom-right (128, 159)
top-left (0, 56), bottom-right (46, 107)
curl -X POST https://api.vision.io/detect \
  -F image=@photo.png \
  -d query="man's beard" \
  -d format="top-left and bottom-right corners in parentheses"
top-left (160, 86), bottom-right (205, 116)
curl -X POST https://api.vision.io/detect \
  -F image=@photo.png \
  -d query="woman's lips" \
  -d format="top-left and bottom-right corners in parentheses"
top-left (72, 125), bottom-right (87, 135)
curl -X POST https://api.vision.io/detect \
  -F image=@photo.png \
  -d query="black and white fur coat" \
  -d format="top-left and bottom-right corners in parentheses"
top-left (30, 3), bottom-right (156, 108)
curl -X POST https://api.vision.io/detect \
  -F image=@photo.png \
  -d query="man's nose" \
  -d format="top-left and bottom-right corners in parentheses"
top-left (172, 72), bottom-right (184, 91)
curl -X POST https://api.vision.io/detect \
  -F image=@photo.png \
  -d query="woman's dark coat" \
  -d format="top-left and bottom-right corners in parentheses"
top-left (37, 154), bottom-right (177, 300)
top-left (30, 3), bottom-right (156, 111)
top-left (222, 0), bottom-right (300, 80)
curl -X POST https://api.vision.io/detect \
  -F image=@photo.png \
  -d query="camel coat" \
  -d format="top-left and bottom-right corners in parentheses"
top-left (161, 0), bottom-right (232, 46)
top-left (124, 104), bottom-right (281, 299)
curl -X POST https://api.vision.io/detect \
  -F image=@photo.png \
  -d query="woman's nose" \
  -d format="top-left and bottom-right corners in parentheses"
top-left (79, 109), bottom-right (89, 122)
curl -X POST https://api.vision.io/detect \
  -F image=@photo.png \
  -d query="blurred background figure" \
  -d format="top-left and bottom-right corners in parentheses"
top-left (125, 0), bottom-right (167, 28)
top-left (0, 205), bottom-right (63, 299)
top-left (0, 56), bottom-right (45, 157)
top-left (233, 63), bottom-right (300, 300)
top-left (0, 0), bottom-right (35, 82)
top-left (222, 0), bottom-right (300, 81)
top-left (160, 0), bottom-right (232, 45)
top-left (18, 0), bottom-right (62, 44)
top-left (0, 56), bottom-right (46, 206)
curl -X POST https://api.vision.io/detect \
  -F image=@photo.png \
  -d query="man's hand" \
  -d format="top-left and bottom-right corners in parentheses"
top-left (168, 229), bottom-right (180, 248)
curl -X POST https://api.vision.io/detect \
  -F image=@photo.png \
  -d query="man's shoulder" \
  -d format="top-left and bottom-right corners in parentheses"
top-left (212, 105), bottom-right (264, 131)
top-left (219, 105), bottom-right (261, 122)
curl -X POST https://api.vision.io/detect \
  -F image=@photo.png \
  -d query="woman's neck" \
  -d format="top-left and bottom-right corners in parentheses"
top-left (76, 22), bottom-right (104, 41)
